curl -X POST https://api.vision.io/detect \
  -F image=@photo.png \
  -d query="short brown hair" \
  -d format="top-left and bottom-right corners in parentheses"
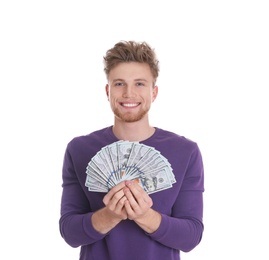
top-left (103, 41), bottom-right (159, 83)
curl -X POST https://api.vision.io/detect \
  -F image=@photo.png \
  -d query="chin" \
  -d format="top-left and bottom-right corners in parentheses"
top-left (114, 109), bottom-right (148, 123)
top-left (122, 117), bottom-right (142, 123)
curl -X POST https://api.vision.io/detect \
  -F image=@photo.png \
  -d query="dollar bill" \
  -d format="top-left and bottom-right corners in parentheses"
top-left (85, 140), bottom-right (176, 194)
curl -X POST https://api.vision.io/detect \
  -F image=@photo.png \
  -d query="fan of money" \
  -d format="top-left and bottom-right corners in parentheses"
top-left (85, 140), bottom-right (176, 194)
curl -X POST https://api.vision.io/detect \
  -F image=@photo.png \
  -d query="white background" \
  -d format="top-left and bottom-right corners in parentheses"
top-left (1, 1), bottom-right (268, 259)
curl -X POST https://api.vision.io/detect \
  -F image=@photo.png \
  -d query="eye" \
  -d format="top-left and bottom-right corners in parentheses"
top-left (136, 82), bottom-right (145, 87)
top-left (114, 82), bottom-right (124, 87)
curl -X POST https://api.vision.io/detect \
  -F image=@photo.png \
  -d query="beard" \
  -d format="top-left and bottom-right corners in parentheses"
top-left (112, 106), bottom-right (149, 123)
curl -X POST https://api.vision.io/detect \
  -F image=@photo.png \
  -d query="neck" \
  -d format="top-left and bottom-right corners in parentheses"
top-left (112, 118), bottom-right (155, 142)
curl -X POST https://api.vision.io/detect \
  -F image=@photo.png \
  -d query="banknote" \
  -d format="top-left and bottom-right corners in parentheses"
top-left (85, 140), bottom-right (176, 194)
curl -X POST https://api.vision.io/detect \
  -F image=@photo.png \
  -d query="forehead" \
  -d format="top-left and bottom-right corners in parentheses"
top-left (108, 62), bottom-right (153, 81)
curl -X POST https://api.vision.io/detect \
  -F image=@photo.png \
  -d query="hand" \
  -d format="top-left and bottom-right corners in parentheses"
top-left (123, 180), bottom-right (153, 221)
top-left (92, 182), bottom-right (128, 234)
top-left (103, 181), bottom-right (128, 220)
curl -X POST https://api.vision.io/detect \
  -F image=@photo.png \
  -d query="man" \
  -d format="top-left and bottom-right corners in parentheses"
top-left (59, 40), bottom-right (204, 260)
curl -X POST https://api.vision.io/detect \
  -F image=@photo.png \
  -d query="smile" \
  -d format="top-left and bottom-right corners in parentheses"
top-left (121, 103), bottom-right (140, 107)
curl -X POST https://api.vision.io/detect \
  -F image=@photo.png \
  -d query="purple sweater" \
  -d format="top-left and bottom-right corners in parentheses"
top-left (59, 126), bottom-right (204, 260)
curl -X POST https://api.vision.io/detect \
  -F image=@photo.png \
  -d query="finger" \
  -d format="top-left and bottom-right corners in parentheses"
top-left (123, 187), bottom-right (138, 207)
top-left (123, 187), bottom-right (145, 220)
top-left (124, 199), bottom-right (134, 218)
top-left (103, 181), bottom-right (126, 205)
top-left (115, 195), bottom-right (127, 211)
top-left (103, 189), bottom-right (125, 210)
top-left (106, 195), bottom-right (128, 220)
top-left (125, 180), bottom-right (152, 206)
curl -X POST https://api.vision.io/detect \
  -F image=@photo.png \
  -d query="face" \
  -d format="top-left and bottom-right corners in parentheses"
top-left (145, 178), bottom-right (156, 191)
top-left (106, 62), bottom-right (158, 123)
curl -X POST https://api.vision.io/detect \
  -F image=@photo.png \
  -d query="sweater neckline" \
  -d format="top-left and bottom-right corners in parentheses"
top-left (106, 125), bottom-right (159, 143)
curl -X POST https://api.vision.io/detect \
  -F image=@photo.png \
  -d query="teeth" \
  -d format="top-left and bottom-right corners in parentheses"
top-left (122, 103), bottom-right (138, 107)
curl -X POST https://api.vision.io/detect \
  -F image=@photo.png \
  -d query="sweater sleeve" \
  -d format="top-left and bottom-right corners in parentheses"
top-left (59, 147), bottom-right (106, 248)
top-left (147, 144), bottom-right (204, 252)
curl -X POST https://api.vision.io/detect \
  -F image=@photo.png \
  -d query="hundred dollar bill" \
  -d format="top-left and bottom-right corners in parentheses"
top-left (85, 140), bottom-right (176, 194)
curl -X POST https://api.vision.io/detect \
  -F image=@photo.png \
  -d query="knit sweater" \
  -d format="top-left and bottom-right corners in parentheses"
top-left (59, 126), bottom-right (204, 260)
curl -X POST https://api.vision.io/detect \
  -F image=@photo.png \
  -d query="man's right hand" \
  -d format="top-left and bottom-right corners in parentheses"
top-left (91, 181), bottom-right (128, 234)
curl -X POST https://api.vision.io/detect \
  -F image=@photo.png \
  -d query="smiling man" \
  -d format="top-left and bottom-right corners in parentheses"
top-left (106, 62), bottom-right (157, 125)
top-left (59, 41), bottom-right (205, 260)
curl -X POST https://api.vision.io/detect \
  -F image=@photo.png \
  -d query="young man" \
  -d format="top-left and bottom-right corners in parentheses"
top-left (59, 41), bottom-right (204, 260)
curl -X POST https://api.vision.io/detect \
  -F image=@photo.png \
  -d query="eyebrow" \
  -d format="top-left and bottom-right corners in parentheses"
top-left (112, 78), bottom-right (148, 83)
top-left (112, 79), bottom-right (124, 83)
top-left (134, 79), bottom-right (148, 82)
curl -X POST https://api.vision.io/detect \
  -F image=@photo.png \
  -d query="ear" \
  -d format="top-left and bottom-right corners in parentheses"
top-left (152, 85), bottom-right (158, 102)
top-left (105, 84), bottom-right (109, 100)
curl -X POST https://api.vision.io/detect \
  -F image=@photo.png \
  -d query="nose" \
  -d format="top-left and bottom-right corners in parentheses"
top-left (122, 85), bottom-right (135, 98)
